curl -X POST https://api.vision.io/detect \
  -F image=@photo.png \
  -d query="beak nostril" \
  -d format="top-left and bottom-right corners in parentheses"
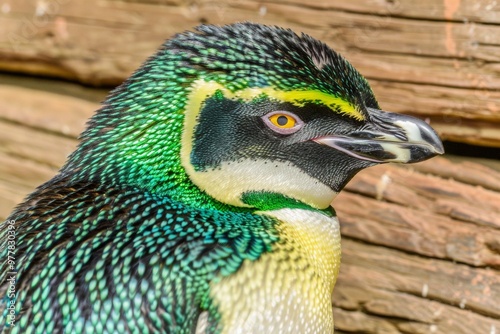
top-left (350, 131), bottom-right (378, 140)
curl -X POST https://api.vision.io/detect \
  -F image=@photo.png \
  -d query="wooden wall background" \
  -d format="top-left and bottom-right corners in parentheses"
top-left (0, 1), bottom-right (499, 333)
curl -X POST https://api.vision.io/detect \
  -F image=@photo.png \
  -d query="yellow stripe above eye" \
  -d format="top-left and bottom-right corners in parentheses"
top-left (180, 79), bottom-right (343, 208)
top-left (186, 80), bottom-right (364, 121)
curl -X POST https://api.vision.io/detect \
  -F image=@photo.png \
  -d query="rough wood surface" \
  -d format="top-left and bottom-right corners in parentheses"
top-left (0, 83), bottom-right (499, 333)
top-left (0, 0), bottom-right (499, 147)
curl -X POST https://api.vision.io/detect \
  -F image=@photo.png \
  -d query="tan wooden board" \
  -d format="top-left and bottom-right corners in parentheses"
top-left (0, 0), bottom-right (499, 146)
top-left (0, 82), bottom-right (499, 332)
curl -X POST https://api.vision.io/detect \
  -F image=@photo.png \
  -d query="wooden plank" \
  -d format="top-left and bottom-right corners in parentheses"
top-left (333, 239), bottom-right (500, 333)
top-left (0, 0), bottom-right (499, 149)
top-left (410, 156), bottom-right (500, 192)
top-left (0, 84), bottom-right (98, 137)
top-left (255, 2), bottom-right (500, 59)
top-left (0, 153), bottom-right (55, 221)
top-left (336, 190), bottom-right (500, 266)
top-left (0, 83), bottom-right (498, 332)
top-left (0, 2), bottom-right (499, 331)
top-left (343, 163), bottom-right (500, 230)
top-left (0, 84), bottom-right (85, 220)
top-left (3, 1), bottom-right (499, 77)
top-left (275, 0), bottom-right (500, 24)
top-left (0, 120), bottom-right (78, 168)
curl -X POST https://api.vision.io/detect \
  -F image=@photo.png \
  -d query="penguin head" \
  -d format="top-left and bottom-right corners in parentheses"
top-left (68, 23), bottom-right (443, 210)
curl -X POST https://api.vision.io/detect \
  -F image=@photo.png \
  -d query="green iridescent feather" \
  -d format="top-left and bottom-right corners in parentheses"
top-left (0, 22), bottom-right (379, 332)
top-left (1, 176), bottom-right (278, 333)
top-left (63, 23), bottom-right (376, 210)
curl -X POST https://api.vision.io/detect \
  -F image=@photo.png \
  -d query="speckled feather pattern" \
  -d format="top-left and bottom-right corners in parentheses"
top-left (60, 23), bottom-right (377, 209)
top-left (0, 23), bottom-right (376, 333)
top-left (1, 175), bottom-right (278, 333)
top-left (210, 209), bottom-right (341, 334)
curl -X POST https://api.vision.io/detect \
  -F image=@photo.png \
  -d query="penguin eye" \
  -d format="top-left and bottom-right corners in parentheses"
top-left (262, 111), bottom-right (304, 135)
top-left (270, 114), bottom-right (296, 128)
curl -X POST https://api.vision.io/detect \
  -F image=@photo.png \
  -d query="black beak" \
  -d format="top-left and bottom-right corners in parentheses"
top-left (314, 108), bottom-right (444, 163)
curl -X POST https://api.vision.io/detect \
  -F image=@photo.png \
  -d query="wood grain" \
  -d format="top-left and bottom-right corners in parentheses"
top-left (0, 1), bottom-right (499, 332)
top-left (0, 82), bottom-right (498, 333)
top-left (0, 0), bottom-right (499, 146)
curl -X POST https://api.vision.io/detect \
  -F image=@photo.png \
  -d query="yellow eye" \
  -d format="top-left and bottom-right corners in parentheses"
top-left (269, 114), bottom-right (297, 128)
top-left (262, 111), bottom-right (303, 135)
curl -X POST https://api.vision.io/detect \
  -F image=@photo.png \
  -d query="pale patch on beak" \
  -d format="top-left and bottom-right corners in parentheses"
top-left (314, 108), bottom-right (444, 164)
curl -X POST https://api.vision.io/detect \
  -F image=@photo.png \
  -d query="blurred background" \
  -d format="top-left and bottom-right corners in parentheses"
top-left (0, 1), bottom-right (499, 333)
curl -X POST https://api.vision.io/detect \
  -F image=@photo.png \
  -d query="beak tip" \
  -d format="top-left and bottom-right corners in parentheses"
top-left (420, 125), bottom-right (445, 158)
top-left (407, 132), bottom-right (445, 163)
top-left (313, 109), bottom-right (446, 165)
top-left (436, 143), bottom-right (445, 155)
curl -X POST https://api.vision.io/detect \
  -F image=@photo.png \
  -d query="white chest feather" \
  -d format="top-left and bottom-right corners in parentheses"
top-left (209, 209), bottom-right (341, 334)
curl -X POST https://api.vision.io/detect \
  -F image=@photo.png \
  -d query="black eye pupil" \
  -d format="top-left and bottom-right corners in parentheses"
top-left (277, 116), bottom-right (288, 126)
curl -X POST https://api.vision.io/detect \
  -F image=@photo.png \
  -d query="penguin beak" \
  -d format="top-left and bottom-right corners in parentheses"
top-left (313, 108), bottom-right (444, 163)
